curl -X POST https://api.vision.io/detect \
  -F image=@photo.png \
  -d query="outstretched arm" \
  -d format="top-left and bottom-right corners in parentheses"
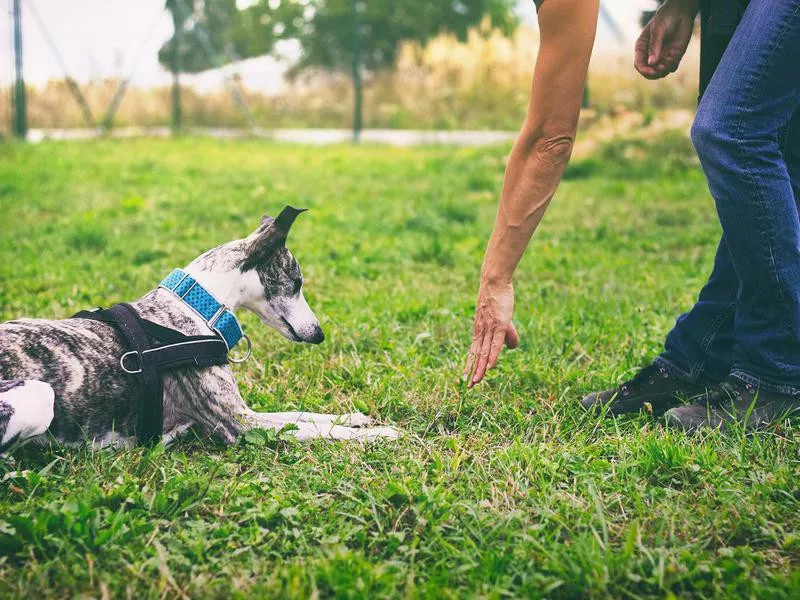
top-left (465, 0), bottom-right (599, 387)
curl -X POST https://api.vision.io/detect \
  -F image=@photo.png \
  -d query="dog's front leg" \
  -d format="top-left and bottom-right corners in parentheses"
top-left (164, 368), bottom-right (252, 445)
top-left (255, 411), bottom-right (373, 427)
top-left (244, 411), bottom-right (400, 442)
top-left (165, 368), bottom-right (399, 445)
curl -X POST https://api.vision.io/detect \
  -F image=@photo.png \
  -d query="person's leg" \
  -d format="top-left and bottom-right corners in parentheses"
top-left (690, 0), bottom-right (800, 393)
top-left (581, 0), bottom-right (800, 416)
top-left (582, 2), bottom-right (744, 414)
top-left (786, 109), bottom-right (800, 202)
top-left (665, 0), bottom-right (800, 431)
top-left (661, 59), bottom-right (800, 387)
top-left (654, 1), bottom-right (751, 385)
top-left (665, 99), bottom-right (800, 430)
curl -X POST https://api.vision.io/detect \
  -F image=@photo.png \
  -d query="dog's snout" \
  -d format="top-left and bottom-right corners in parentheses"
top-left (308, 325), bottom-right (325, 344)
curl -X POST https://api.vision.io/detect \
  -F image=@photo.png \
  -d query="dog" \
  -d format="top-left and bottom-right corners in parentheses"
top-left (0, 207), bottom-right (399, 452)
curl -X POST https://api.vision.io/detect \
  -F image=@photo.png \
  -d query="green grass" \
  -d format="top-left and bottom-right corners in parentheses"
top-left (1, 134), bottom-right (799, 598)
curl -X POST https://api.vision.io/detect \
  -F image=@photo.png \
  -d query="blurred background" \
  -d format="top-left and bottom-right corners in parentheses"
top-left (1, 0), bottom-right (696, 142)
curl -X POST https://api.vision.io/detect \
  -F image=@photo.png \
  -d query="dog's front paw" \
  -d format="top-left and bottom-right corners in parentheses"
top-left (340, 412), bottom-right (372, 427)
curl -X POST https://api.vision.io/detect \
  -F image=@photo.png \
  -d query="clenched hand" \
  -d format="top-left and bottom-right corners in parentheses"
top-left (464, 280), bottom-right (520, 388)
top-left (635, 0), bottom-right (698, 80)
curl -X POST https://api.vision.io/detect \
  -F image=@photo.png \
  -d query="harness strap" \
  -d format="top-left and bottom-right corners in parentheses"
top-left (72, 303), bottom-right (230, 446)
top-left (120, 338), bottom-right (230, 373)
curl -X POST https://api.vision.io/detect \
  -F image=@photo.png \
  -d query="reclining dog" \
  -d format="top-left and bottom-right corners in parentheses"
top-left (0, 207), bottom-right (398, 451)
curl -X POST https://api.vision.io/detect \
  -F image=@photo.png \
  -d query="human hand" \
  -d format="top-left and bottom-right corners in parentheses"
top-left (635, 0), bottom-right (698, 80)
top-left (464, 279), bottom-right (520, 388)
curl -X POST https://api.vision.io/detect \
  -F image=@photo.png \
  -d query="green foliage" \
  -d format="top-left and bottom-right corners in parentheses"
top-left (1, 135), bottom-right (799, 597)
top-left (287, 0), bottom-right (517, 73)
top-left (158, 0), bottom-right (517, 75)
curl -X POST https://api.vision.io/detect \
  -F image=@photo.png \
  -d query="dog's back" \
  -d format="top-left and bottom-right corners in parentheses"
top-left (0, 318), bottom-right (139, 444)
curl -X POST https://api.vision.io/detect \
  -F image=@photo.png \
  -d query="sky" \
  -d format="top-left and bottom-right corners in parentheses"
top-left (2, 0), bottom-right (657, 91)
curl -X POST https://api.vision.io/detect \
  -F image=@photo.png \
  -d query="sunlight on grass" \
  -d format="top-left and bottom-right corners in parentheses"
top-left (0, 134), bottom-right (798, 597)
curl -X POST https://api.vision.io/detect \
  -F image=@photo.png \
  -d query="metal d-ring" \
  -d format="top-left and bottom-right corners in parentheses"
top-left (228, 334), bottom-right (252, 364)
top-left (120, 350), bottom-right (143, 374)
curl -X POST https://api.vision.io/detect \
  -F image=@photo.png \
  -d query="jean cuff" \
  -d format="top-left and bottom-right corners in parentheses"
top-left (729, 370), bottom-right (800, 396)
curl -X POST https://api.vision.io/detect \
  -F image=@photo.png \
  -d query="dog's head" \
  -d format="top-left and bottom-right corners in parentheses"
top-left (235, 207), bottom-right (324, 344)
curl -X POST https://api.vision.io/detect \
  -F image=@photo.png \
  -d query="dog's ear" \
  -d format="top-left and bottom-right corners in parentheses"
top-left (241, 206), bottom-right (307, 271)
top-left (274, 205), bottom-right (307, 235)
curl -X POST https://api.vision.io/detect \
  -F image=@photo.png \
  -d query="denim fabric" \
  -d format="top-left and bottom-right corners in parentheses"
top-left (699, 0), bottom-right (750, 98)
top-left (658, 0), bottom-right (800, 394)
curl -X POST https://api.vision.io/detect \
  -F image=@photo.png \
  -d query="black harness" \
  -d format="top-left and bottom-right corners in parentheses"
top-left (72, 303), bottom-right (230, 445)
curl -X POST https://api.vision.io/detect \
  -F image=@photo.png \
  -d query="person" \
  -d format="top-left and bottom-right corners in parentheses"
top-left (465, 0), bottom-right (800, 431)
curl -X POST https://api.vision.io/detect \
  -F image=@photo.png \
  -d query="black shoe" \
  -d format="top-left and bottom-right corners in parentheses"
top-left (664, 376), bottom-right (800, 432)
top-left (581, 363), bottom-right (709, 416)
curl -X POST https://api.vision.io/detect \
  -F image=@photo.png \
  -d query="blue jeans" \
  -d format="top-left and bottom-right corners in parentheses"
top-left (657, 0), bottom-right (800, 394)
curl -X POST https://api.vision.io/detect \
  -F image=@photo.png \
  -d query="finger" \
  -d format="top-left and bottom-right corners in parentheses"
top-left (635, 45), bottom-right (660, 78)
top-left (468, 326), bottom-right (490, 387)
top-left (505, 322), bottom-right (520, 349)
top-left (471, 325), bottom-right (495, 386)
top-left (464, 321), bottom-right (483, 380)
top-left (464, 339), bottom-right (478, 380)
top-left (666, 45), bottom-right (687, 72)
top-left (648, 21), bottom-right (667, 66)
top-left (658, 50), bottom-right (677, 72)
top-left (634, 26), bottom-right (651, 74)
top-left (641, 57), bottom-right (671, 80)
top-left (463, 349), bottom-right (476, 382)
top-left (647, 66), bottom-right (671, 80)
top-left (486, 328), bottom-right (507, 371)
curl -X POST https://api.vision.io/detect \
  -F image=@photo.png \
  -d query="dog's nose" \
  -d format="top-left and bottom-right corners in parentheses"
top-left (308, 325), bottom-right (325, 344)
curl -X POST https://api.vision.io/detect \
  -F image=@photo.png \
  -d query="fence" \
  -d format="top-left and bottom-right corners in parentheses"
top-left (3, 0), bottom-right (697, 141)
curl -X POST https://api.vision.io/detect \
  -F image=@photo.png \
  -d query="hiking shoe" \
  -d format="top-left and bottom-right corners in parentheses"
top-left (664, 376), bottom-right (800, 432)
top-left (581, 363), bottom-right (708, 416)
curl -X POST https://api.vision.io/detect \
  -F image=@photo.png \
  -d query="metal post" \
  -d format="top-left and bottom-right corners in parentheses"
top-left (351, 0), bottom-right (363, 143)
top-left (170, 8), bottom-right (182, 132)
top-left (12, 0), bottom-right (27, 139)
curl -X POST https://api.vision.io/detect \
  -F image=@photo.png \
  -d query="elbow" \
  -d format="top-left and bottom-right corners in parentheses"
top-left (534, 134), bottom-right (575, 165)
top-left (518, 131), bottom-right (576, 166)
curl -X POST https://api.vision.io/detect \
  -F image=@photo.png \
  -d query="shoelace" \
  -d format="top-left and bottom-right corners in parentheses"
top-left (708, 380), bottom-right (754, 406)
top-left (619, 365), bottom-right (669, 396)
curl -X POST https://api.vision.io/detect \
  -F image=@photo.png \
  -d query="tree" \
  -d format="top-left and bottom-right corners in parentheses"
top-left (159, 0), bottom-right (517, 136)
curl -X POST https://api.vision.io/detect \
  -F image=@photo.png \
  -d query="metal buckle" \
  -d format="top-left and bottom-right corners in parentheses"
top-left (179, 281), bottom-right (197, 299)
top-left (208, 305), bottom-right (226, 328)
top-left (120, 351), bottom-right (143, 374)
top-left (228, 334), bottom-right (252, 364)
top-left (170, 272), bottom-right (189, 293)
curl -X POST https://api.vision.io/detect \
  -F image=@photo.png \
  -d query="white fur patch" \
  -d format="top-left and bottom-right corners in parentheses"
top-left (1, 380), bottom-right (55, 450)
top-left (282, 290), bottom-right (322, 340)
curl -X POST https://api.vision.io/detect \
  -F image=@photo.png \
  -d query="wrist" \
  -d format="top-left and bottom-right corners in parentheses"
top-left (480, 271), bottom-right (512, 289)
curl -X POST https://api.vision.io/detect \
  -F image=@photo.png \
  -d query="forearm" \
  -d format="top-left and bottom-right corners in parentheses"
top-left (480, 0), bottom-right (598, 286)
top-left (481, 130), bottom-right (573, 285)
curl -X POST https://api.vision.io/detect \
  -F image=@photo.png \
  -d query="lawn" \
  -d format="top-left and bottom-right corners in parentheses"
top-left (0, 134), bottom-right (798, 598)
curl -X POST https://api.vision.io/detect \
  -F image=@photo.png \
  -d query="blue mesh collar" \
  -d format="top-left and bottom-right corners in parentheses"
top-left (159, 269), bottom-right (244, 350)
